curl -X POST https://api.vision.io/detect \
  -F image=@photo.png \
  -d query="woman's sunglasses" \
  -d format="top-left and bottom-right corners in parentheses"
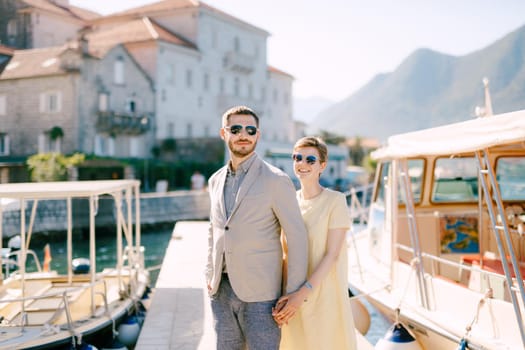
top-left (292, 153), bottom-right (317, 165)
top-left (224, 125), bottom-right (258, 136)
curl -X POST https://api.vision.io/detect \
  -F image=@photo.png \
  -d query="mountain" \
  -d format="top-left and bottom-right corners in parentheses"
top-left (293, 96), bottom-right (334, 123)
top-left (310, 23), bottom-right (525, 141)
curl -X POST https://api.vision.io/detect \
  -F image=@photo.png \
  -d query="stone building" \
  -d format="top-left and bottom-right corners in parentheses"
top-left (0, 42), bottom-right (155, 181)
top-left (0, 0), bottom-right (99, 49)
top-left (0, 0), bottom-right (306, 185)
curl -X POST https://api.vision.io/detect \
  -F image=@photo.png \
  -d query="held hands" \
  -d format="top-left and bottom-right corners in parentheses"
top-left (272, 284), bottom-right (311, 326)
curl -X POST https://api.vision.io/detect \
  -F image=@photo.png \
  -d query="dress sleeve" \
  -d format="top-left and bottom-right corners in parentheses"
top-left (328, 192), bottom-right (351, 230)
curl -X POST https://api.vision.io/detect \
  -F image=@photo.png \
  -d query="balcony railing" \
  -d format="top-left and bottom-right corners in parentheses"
top-left (223, 51), bottom-right (255, 73)
top-left (96, 111), bottom-right (151, 135)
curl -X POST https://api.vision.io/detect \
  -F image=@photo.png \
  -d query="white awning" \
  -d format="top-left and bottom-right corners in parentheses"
top-left (0, 179), bottom-right (140, 199)
top-left (372, 109), bottom-right (525, 160)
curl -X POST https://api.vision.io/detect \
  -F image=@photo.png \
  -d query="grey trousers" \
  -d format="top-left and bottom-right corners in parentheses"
top-left (210, 274), bottom-right (280, 350)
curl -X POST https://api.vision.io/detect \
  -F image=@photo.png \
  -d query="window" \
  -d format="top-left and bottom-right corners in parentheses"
top-left (98, 93), bottom-right (109, 111)
top-left (432, 157), bottom-right (478, 202)
top-left (167, 64), bottom-right (175, 84)
top-left (400, 159), bottom-right (424, 204)
top-left (7, 20), bottom-right (17, 37)
top-left (0, 95), bottom-right (6, 115)
top-left (186, 123), bottom-right (192, 138)
top-left (273, 89), bottom-right (278, 103)
top-left (125, 98), bottom-right (136, 113)
top-left (186, 69), bottom-right (193, 88)
top-left (130, 138), bottom-right (140, 157)
top-left (39, 92), bottom-right (62, 113)
top-left (219, 77), bottom-right (225, 93)
top-left (234, 77), bottom-right (240, 96)
top-left (0, 133), bottom-right (9, 155)
top-left (94, 134), bottom-right (115, 156)
top-left (203, 73), bottom-right (209, 91)
top-left (114, 56), bottom-right (124, 85)
top-left (234, 37), bottom-right (240, 52)
top-left (212, 29), bottom-right (218, 49)
top-left (261, 87), bottom-right (266, 101)
top-left (167, 122), bottom-right (174, 138)
top-left (496, 157), bottom-right (525, 200)
top-left (248, 83), bottom-right (253, 98)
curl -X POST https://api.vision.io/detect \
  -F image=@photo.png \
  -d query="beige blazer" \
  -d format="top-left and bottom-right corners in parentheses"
top-left (206, 154), bottom-right (308, 302)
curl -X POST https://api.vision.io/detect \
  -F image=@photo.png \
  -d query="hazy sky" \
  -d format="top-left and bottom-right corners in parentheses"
top-left (70, 0), bottom-right (525, 102)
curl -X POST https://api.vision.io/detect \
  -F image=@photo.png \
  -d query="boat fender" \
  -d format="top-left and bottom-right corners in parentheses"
top-left (117, 316), bottom-right (141, 347)
top-left (100, 338), bottom-right (128, 350)
top-left (375, 323), bottom-right (423, 350)
top-left (76, 343), bottom-right (98, 350)
top-left (72, 257), bottom-right (90, 274)
top-left (457, 338), bottom-right (469, 350)
top-left (350, 298), bottom-right (371, 335)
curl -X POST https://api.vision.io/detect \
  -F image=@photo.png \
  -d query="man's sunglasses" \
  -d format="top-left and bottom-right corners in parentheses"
top-left (224, 125), bottom-right (258, 136)
top-left (292, 153), bottom-right (317, 165)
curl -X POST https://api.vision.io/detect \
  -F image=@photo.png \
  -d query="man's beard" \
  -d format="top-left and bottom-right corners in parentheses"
top-left (228, 139), bottom-right (257, 158)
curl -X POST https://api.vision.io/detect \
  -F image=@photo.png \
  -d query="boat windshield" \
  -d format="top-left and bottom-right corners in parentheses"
top-left (432, 157), bottom-right (478, 203)
top-left (375, 159), bottom-right (424, 205)
top-left (497, 156), bottom-right (525, 200)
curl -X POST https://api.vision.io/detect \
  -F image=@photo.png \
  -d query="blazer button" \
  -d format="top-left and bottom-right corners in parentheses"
top-left (225, 226), bottom-right (229, 230)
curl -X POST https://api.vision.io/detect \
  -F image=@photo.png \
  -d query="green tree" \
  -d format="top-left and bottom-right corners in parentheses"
top-left (349, 137), bottom-right (365, 166)
top-left (318, 130), bottom-right (346, 145)
top-left (27, 152), bottom-right (85, 182)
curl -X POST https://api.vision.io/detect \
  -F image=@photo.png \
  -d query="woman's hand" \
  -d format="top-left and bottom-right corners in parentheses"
top-left (272, 286), bottom-right (310, 325)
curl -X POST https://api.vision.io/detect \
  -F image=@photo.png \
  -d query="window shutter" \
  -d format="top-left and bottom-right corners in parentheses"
top-left (39, 93), bottom-right (46, 113)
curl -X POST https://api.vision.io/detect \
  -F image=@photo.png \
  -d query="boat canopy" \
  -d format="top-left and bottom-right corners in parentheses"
top-left (0, 180), bottom-right (140, 199)
top-left (372, 109), bottom-right (525, 160)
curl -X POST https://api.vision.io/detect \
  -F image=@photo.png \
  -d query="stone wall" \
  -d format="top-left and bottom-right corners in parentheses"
top-left (1, 191), bottom-right (210, 239)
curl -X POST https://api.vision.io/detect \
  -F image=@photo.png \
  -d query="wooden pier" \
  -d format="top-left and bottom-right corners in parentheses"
top-left (136, 221), bottom-right (374, 349)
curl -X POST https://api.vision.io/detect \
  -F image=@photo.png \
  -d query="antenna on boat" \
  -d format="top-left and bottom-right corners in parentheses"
top-left (474, 77), bottom-right (493, 117)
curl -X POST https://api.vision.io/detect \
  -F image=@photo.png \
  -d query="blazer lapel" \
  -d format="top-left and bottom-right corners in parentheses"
top-left (230, 155), bottom-right (261, 217)
top-left (215, 167), bottom-right (228, 222)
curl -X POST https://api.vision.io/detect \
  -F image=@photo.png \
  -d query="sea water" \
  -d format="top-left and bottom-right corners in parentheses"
top-left (23, 226), bottom-right (390, 345)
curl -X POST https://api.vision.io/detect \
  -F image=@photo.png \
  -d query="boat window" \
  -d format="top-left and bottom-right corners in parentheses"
top-left (399, 159), bottom-right (424, 204)
top-left (375, 159), bottom-right (423, 206)
top-left (375, 162), bottom-right (390, 206)
top-left (496, 157), bottom-right (525, 201)
top-left (432, 157), bottom-right (478, 202)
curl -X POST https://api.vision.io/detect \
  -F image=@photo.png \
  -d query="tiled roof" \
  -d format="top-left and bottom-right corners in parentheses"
top-left (94, 0), bottom-right (268, 35)
top-left (20, 0), bottom-right (101, 20)
top-left (111, 0), bottom-right (198, 16)
top-left (85, 17), bottom-right (197, 57)
top-left (0, 46), bottom-right (68, 80)
top-left (268, 65), bottom-right (294, 79)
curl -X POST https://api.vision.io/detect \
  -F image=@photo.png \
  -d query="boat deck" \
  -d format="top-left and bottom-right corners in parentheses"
top-left (136, 221), bottom-right (374, 349)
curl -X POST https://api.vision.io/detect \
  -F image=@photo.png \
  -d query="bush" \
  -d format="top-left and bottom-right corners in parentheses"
top-left (27, 152), bottom-right (85, 182)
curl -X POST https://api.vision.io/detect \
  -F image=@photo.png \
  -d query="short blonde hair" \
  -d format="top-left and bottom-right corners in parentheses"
top-left (293, 136), bottom-right (328, 163)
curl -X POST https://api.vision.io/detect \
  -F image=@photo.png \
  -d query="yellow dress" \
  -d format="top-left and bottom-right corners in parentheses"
top-left (280, 188), bottom-right (357, 350)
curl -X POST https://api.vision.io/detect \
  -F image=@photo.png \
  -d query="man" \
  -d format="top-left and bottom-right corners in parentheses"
top-left (206, 105), bottom-right (308, 350)
top-left (191, 170), bottom-right (206, 190)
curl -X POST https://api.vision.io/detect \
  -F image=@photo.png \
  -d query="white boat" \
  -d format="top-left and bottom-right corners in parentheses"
top-left (348, 108), bottom-right (525, 349)
top-left (0, 180), bottom-right (149, 349)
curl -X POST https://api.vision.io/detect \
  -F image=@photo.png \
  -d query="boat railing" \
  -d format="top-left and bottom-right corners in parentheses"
top-left (0, 277), bottom-right (113, 327)
top-left (345, 183), bottom-right (373, 224)
top-left (395, 243), bottom-right (523, 296)
top-left (3, 249), bottom-right (42, 278)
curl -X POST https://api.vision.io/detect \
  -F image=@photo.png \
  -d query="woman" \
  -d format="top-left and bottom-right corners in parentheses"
top-left (273, 136), bottom-right (357, 349)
